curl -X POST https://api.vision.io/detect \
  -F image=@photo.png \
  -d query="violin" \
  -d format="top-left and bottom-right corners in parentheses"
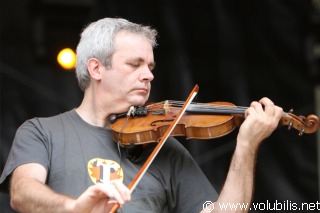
top-left (108, 85), bottom-right (319, 213)
top-left (110, 100), bottom-right (319, 147)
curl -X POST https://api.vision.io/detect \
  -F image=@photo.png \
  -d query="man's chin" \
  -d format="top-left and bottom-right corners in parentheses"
top-left (130, 97), bottom-right (148, 107)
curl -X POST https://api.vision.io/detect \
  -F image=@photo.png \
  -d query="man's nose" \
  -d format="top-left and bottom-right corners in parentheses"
top-left (140, 66), bottom-right (154, 82)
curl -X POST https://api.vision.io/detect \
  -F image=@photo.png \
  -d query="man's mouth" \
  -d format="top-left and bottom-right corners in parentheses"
top-left (135, 88), bottom-right (148, 94)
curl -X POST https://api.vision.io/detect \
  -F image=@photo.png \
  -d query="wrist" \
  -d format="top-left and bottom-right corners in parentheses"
top-left (235, 138), bottom-right (260, 161)
top-left (236, 133), bottom-right (262, 152)
top-left (63, 198), bottom-right (76, 213)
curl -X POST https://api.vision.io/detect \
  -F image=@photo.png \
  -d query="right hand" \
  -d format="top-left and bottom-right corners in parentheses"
top-left (70, 180), bottom-right (131, 213)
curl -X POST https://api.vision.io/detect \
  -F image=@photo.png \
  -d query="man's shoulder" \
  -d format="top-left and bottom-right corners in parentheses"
top-left (19, 110), bottom-right (73, 133)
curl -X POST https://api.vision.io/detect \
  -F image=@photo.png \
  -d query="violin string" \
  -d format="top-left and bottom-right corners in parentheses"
top-left (154, 100), bottom-right (249, 109)
top-left (146, 100), bottom-right (249, 113)
top-left (146, 104), bottom-right (241, 112)
top-left (145, 101), bottom-right (294, 121)
top-left (168, 101), bottom-right (292, 116)
top-left (170, 100), bottom-right (249, 109)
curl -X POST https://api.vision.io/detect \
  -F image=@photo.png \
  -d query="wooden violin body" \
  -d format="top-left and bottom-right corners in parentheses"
top-left (110, 101), bottom-right (319, 146)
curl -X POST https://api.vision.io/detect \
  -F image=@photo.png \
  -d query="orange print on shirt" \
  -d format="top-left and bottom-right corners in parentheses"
top-left (88, 158), bottom-right (124, 184)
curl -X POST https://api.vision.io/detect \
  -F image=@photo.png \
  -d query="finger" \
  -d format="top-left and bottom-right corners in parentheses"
top-left (94, 182), bottom-right (126, 205)
top-left (259, 97), bottom-right (275, 116)
top-left (249, 101), bottom-right (263, 114)
top-left (110, 180), bottom-right (131, 202)
top-left (105, 182), bottom-right (126, 205)
top-left (273, 106), bottom-right (283, 121)
top-left (245, 106), bottom-right (254, 118)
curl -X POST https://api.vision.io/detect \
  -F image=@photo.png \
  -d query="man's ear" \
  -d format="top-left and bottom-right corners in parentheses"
top-left (87, 58), bottom-right (103, 80)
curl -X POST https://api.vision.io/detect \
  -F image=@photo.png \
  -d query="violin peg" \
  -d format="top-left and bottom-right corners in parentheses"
top-left (299, 128), bottom-right (305, 136)
top-left (289, 108), bottom-right (294, 113)
top-left (298, 115), bottom-right (306, 122)
top-left (288, 121), bottom-right (293, 130)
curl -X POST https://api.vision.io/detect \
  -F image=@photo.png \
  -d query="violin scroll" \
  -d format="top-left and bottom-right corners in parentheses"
top-left (281, 112), bottom-right (319, 135)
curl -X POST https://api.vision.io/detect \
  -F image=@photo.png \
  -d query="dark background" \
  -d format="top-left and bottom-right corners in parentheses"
top-left (1, 0), bottom-right (320, 212)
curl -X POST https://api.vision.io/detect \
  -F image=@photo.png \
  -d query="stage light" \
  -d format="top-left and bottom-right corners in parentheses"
top-left (57, 48), bottom-right (76, 70)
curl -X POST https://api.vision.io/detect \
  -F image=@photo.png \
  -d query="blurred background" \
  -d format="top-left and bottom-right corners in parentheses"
top-left (1, 0), bottom-right (320, 212)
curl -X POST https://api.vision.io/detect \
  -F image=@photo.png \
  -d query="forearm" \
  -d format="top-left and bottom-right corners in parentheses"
top-left (216, 145), bottom-right (256, 212)
top-left (10, 163), bottom-right (131, 213)
top-left (202, 143), bottom-right (257, 213)
top-left (10, 177), bottom-right (74, 213)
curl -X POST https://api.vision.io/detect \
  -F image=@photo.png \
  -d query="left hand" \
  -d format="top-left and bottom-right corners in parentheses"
top-left (237, 97), bottom-right (283, 152)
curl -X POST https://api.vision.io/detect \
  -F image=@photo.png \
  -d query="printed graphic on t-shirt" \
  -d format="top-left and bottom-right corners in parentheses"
top-left (88, 158), bottom-right (123, 184)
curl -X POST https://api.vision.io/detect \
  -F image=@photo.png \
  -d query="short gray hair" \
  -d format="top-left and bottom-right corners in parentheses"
top-left (75, 18), bottom-right (158, 91)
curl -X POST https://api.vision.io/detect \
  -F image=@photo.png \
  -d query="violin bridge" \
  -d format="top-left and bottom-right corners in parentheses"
top-left (163, 100), bottom-right (170, 115)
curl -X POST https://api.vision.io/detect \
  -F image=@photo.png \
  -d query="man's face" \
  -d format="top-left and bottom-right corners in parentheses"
top-left (101, 31), bottom-right (155, 112)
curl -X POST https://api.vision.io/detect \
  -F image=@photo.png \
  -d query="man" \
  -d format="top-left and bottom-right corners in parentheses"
top-left (0, 17), bottom-right (283, 212)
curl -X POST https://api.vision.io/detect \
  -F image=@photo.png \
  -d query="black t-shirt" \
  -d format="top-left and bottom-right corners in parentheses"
top-left (0, 109), bottom-right (218, 212)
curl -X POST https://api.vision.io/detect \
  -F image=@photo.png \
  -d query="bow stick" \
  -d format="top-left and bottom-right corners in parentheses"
top-left (109, 84), bottom-right (199, 213)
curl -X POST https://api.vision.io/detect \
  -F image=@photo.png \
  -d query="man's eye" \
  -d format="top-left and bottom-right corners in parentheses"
top-left (128, 63), bottom-right (139, 67)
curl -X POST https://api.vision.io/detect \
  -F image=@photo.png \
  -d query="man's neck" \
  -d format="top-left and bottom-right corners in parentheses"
top-left (75, 90), bottom-right (112, 128)
top-left (75, 104), bottom-right (111, 128)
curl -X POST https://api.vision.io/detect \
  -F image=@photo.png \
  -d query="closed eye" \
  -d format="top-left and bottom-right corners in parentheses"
top-left (126, 62), bottom-right (140, 68)
top-left (130, 63), bottom-right (139, 67)
top-left (126, 58), bottom-right (155, 71)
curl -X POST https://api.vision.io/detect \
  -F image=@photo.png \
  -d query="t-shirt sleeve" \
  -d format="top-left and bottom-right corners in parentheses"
top-left (0, 119), bottom-right (50, 193)
top-left (163, 138), bottom-right (219, 213)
